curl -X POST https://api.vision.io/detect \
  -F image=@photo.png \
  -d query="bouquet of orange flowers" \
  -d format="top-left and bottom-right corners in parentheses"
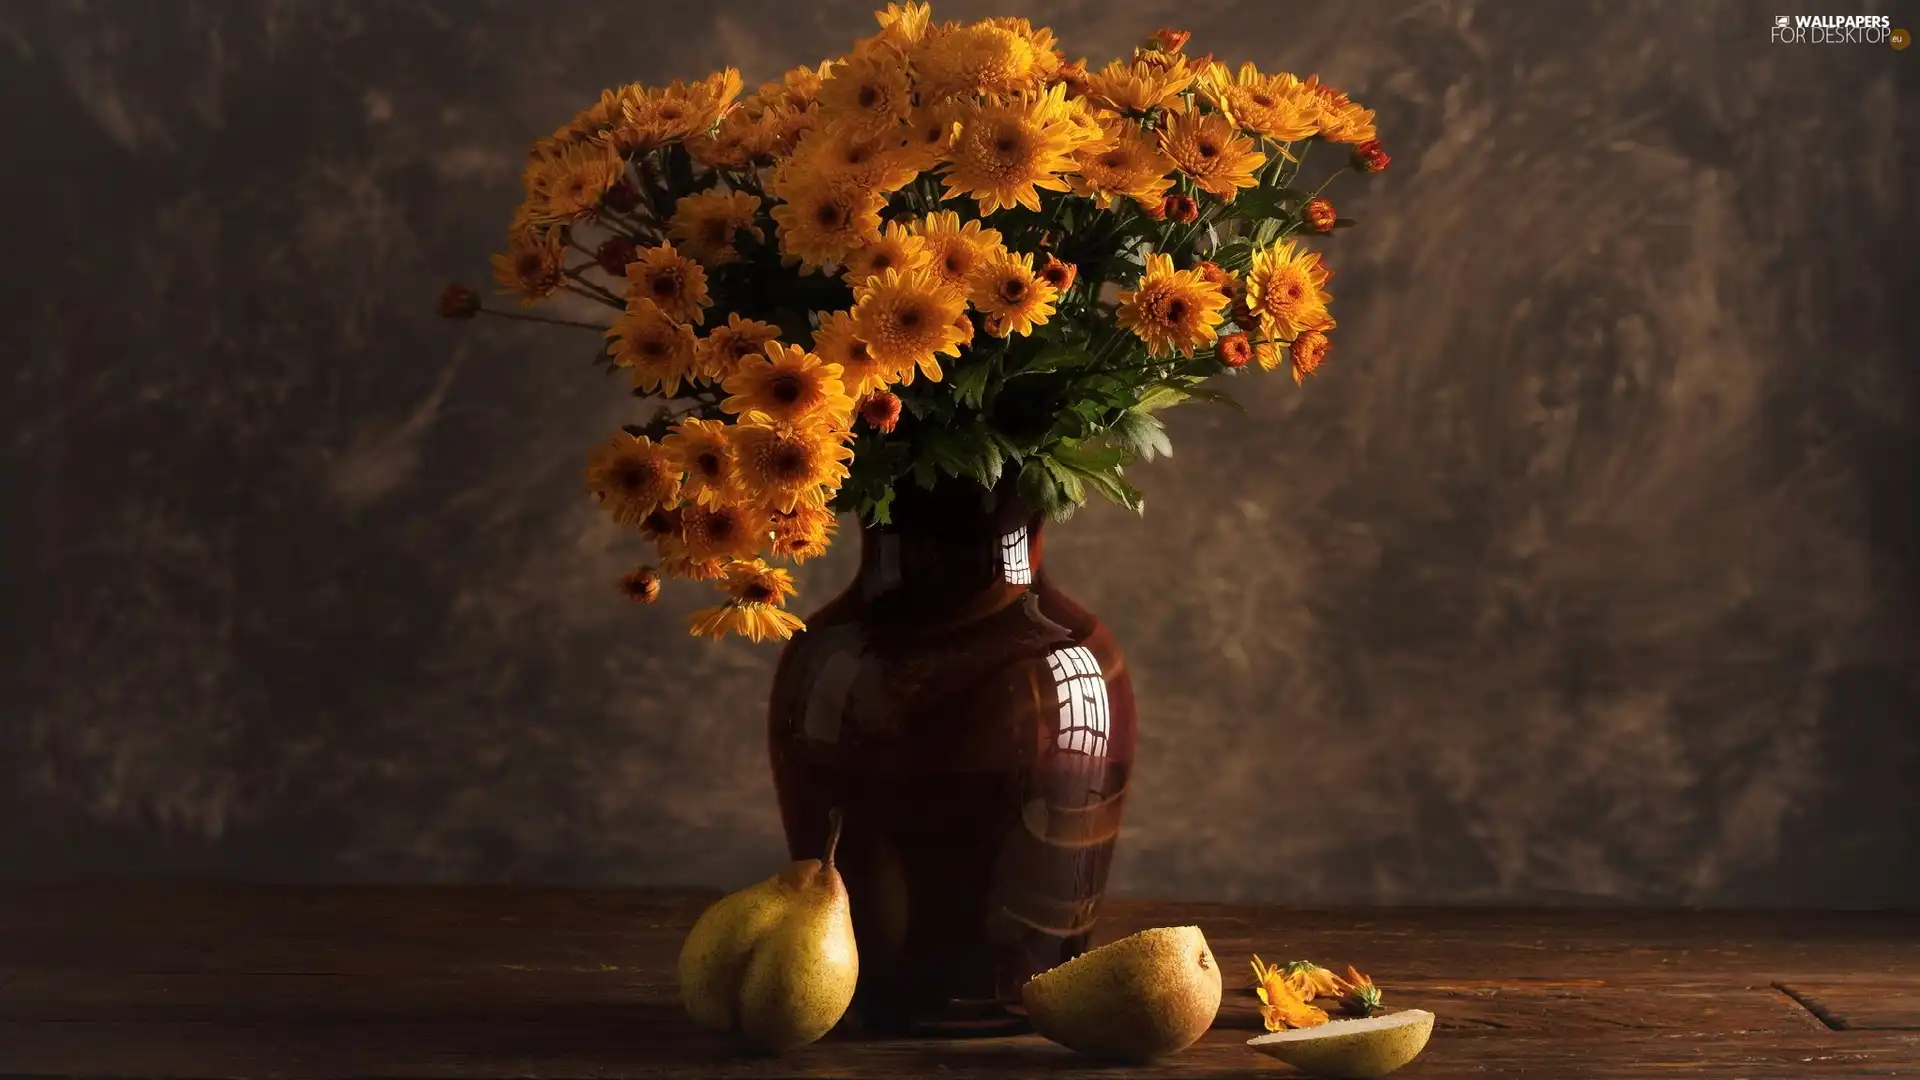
top-left (440, 4), bottom-right (1387, 643)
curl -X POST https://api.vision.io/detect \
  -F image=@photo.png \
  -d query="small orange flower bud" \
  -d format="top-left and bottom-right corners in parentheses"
top-left (595, 235), bottom-right (639, 276)
top-left (1151, 28), bottom-right (1192, 52)
top-left (1218, 332), bottom-right (1253, 369)
top-left (437, 282), bottom-right (480, 319)
top-left (952, 310), bottom-right (976, 346)
top-left (617, 565), bottom-right (662, 604)
top-left (858, 391), bottom-right (903, 434)
top-left (1038, 255), bottom-right (1078, 293)
top-left (1161, 193), bottom-right (1199, 223)
top-left (1351, 140), bottom-right (1390, 173)
top-left (1304, 197), bottom-right (1337, 232)
top-left (1291, 329), bottom-right (1332, 384)
top-left (1192, 260), bottom-right (1233, 292)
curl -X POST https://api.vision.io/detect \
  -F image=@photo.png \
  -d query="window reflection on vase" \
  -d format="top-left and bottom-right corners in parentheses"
top-left (999, 525), bottom-right (1032, 585)
top-left (1047, 646), bottom-right (1109, 757)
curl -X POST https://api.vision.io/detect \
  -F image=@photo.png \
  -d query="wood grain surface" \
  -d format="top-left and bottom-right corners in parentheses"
top-left (2, 884), bottom-right (1916, 1078)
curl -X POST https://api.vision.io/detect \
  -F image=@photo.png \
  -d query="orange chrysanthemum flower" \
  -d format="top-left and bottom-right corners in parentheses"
top-left (1244, 239), bottom-right (1336, 343)
top-left (489, 222), bottom-right (566, 306)
top-left (688, 599), bottom-right (806, 643)
top-left (812, 309), bottom-right (901, 398)
top-left (721, 342), bottom-right (854, 427)
top-left (816, 47), bottom-right (914, 143)
top-left (583, 432), bottom-right (682, 527)
top-left (1160, 107), bottom-right (1266, 198)
top-left (911, 21), bottom-right (1043, 103)
top-left (624, 243), bottom-right (711, 325)
top-left (1202, 64), bottom-right (1319, 143)
top-left (1069, 121), bottom-right (1175, 210)
top-left (606, 299), bottom-right (700, 395)
top-left (668, 191), bottom-right (764, 267)
top-left (967, 246), bottom-right (1058, 338)
top-left (941, 84), bottom-right (1088, 214)
top-left (675, 501), bottom-right (766, 563)
top-left (663, 418), bottom-right (742, 508)
top-left (769, 175), bottom-right (887, 270)
top-left (732, 416), bottom-right (857, 514)
top-left (857, 391), bottom-right (903, 433)
top-left (769, 504), bottom-right (839, 562)
top-left (1218, 331), bottom-right (1253, 368)
top-left (617, 565), bottom-right (662, 604)
top-left (696, 313), bottom-right (784, 383)
top-left (843, 221), bottom-right (932, 287)
top-left (850, 266), bottom-right (972, 384)
top-left (912, 210), bottom-right (1005, 293)
top-left (1115, 252), bottom-right (1230, 357)
top-left (1290, 329), bottom-right (1332, 385)
top-left (1083, 55), bottom-right (1195, 113)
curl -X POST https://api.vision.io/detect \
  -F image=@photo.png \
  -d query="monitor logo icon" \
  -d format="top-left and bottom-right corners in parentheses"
top-left (1774, 15), bottom-right (1792, 27)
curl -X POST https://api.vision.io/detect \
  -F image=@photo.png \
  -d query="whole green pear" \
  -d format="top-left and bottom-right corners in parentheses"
top-left (677, 809), bottom-right (858, 1052)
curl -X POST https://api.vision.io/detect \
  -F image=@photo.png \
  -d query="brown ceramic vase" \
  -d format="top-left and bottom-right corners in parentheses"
top-left (767, 477), bottom-right (1139, 1036)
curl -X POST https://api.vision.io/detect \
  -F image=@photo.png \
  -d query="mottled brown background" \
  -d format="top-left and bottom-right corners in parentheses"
top-left (3, 0), bottom-right (1916, 907)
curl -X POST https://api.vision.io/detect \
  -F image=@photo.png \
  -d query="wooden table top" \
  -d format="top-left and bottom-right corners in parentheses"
top-left (1, 884), bottom-right (1916, 1078)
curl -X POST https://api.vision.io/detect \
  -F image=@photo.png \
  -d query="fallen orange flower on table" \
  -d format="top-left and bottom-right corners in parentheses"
top-left (1251, 955), bottom-right (1330, 1032)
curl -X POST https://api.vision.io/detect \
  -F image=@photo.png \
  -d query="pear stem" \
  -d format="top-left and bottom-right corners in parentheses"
top-left (822, 808), bottom-right (844, 871)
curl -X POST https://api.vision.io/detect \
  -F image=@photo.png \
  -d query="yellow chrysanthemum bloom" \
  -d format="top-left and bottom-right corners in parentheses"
top-left (722, 342), bottom-right (855, 427)
top-left (769, 505), bottom-right (839, 562)
top-left (872, 1), bottom-right (932, 49)
top-left (1159, 108), bottom-right (1266, 198)
top-left (768, 175), bottom-right (888, 270)
top-left (1203, 64), bottom-right (1318, 143)
top-left (1243, 239), bottom-right (1336, 343)
top-left (696, 313), bottom-right (783, 383)
top-left (522, 138), bottom-right (624, 225)
top-left (967, 247), bottom-right (1058, 339)
top-left (489, 223), bottom-right (565, 305)
top-left (850, 266), bottom-right (972, 383)
top-left (1083, 55), bottom-right (1196, 113)
top-left (623, 243), bottom-right (711, 325)
top-left (981, 16), bottom-right (1062, 84)
top-left (893, 101), bottom-right (963, 175)
top-left (733, 415), bottom-right (856, 514)
top-left (911, 21), bottom-right (1041, 103)
top-left (1251, 956), bottom-right (1333, 1032)
top-left (941, 84), bottom-right (1089, 214)
top-left (1116, 252), bottom-right (1230, 357)
top-left (688, 598), bottom-right (807, 643)
top-left (911, 210), bottom-right (1005, 292)
top-left (606, 299), bottom-right (700, 395)
top-left (843, 221), bottom-right (932, 287)
top-left (624, 68), bottom-right (744, 144)
top-left (1068, 121), bottom-right (1175, 210)
top-left (663, 418), bottom-right (742, 508)
top-left (583, 432), bottom-right (682, 527)
top-left (816, 48), bottom-right (914, 143)
top-left (720, 558), bottom-right (800, 607)
top-left (674, 501), bottom-right (767, 563)
top-left (668, 191), bottom-right (764, 267)
top-left (780, 123), bottom-right (920, 195)
top-left (811, 309), bottom-right (901, 398)
top-left (1305, 76), bottom-right (1379, 144)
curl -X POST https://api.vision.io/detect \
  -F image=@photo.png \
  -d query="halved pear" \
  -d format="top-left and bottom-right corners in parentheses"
top-left (1021, 926), bottom-right (1222, 1061)
top-left (1246, 1009), bottom-right (1434, 1078)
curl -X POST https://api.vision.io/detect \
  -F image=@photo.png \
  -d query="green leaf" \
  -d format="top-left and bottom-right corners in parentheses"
top-left (1052, 440), bottom-right (1132, 473)
top-left (1108, 408), bottom-right (1172, 462)
top-left (1134, 384), bottom-right (1192, 412)
top-left (1018, 459), bottom-right (1071, 521)
top-left (1183, 384), bottom-right (1247, 412)
top-left (1011, 343), bottom-right (1091, 376)
top-left (952, 358), bottom-right (994, 410)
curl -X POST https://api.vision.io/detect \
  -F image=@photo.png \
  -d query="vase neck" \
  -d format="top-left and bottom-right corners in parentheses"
top-left (853, 480), bottom-right (1046, 609)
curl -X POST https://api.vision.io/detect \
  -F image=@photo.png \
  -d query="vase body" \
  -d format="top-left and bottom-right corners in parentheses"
top-left (768, 479), bottom-right (1138, 1035)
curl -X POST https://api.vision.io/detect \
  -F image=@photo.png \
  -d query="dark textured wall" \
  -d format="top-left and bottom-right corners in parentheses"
top-left (3, 0), bottom-right (1916, 907)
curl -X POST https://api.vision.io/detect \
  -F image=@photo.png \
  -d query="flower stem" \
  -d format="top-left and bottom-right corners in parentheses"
top-left (478, 307), bottom-right (610, 332)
